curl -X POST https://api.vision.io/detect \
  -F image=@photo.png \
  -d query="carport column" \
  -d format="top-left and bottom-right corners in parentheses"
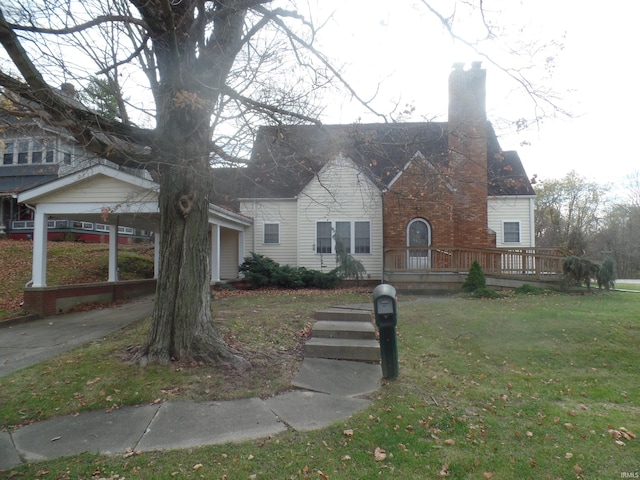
top-left (237, 229), bottom-right (245, 271)
top-left (210, 223), bottom-right (220, 283)
top-left (108, 223), bottom-right (119, 282)
top-left (32, 210), bottom-right (48, 287)
top-left (0, 197), bottom-right (6, 234)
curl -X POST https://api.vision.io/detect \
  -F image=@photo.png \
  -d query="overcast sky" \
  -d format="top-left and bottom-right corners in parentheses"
top-left (304, 0), bottom-right (640, 192)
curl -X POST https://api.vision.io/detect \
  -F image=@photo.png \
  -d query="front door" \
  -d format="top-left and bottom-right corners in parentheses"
top-left (407, 218), bottom-right (431, 269)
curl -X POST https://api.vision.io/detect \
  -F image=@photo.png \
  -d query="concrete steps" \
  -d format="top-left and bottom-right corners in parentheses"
top-left (305, 308), bottom-right (380, 363)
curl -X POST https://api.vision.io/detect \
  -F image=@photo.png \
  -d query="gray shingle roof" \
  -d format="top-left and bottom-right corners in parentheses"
top-left (213, 122), bottom-right (535, 204)
top-left (0, 164), bottom-right (58, 195)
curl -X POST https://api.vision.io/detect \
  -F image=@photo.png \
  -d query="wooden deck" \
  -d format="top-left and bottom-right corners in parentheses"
top-left (383, 246), bottom-right (568, 291)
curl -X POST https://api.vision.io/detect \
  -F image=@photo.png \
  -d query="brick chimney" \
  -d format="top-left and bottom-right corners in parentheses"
top-left (447, 62), bottom-right (493, 248)
top-left (60, 82), bottom-right (77, 98)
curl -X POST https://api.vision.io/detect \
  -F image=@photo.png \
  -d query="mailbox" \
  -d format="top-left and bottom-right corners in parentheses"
top-left (373, 284), bottom-right (397, 327)
top-left (372, 284), bottom-right (399, 378)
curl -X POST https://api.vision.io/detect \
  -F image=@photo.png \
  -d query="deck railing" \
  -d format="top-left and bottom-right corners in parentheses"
top-left (384, 246), bottom-right (567, 280)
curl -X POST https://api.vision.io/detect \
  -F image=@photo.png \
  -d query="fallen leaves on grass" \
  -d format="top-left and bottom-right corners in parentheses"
top-left (609, 427), bottom-right (635, 445)
top-left (374, 447), bottom-right (387, 461)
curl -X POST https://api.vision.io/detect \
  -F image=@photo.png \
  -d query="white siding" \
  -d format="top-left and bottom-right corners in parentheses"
top-left (220, 227), bottom-right (239, 279)
top-left (297, 156), bottom-right (383, 279)
top-left (239, 199), bottom-right (298, 266)
top-left (38, 175), bottom-right (156, 205)
top-left (488, 196), bottom-right (535, 248)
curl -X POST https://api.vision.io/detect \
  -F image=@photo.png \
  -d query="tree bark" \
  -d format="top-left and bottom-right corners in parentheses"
top-left (138, 154), bottom-right (249, 368)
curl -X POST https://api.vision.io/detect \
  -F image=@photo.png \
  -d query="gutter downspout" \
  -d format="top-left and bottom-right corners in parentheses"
top-left (529, 197), bottom-right (535, 247)
top-left (252, 200), bottom-right (257, 252)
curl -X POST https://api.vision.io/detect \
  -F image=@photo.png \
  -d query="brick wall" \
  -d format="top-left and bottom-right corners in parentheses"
top-left (23, 279), bottom-right (157, 318)
top-left (383, 159), bottom-right (455, 249)
top-left (382, 63), bottom-right (496, 252)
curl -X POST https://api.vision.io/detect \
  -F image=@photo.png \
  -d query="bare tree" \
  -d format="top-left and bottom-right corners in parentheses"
top-left (534, 171), bottom-right (609, 254)
top-left (0, 1), bottom-right (564, 367)
top-left (0, 1), bottom-right (332, 367)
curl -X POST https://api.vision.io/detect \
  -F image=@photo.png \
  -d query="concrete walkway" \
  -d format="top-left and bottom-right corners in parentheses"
top-left (0, 297), bottom-right (381, 471)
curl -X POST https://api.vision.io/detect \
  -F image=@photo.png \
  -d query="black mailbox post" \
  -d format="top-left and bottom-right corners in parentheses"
top-left (372, 284), bottom-right (399, 378)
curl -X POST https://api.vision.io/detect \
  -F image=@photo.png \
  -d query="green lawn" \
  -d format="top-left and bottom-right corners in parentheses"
top-left (2, 290), bottom-right (639, 479)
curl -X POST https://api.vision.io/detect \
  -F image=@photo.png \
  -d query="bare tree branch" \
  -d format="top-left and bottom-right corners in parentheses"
top-left (419, 0), bottom-right (570, 119)
top-left (253, 4), bottom-right (388, 122)
top-left (8, 14), bottom-right (148, 34)
top-left (222, 85), bottom-right (322, 125)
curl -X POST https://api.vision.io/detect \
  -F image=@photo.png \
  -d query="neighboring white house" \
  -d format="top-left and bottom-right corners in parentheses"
top-left (0, 84), bottom-right (150, 240)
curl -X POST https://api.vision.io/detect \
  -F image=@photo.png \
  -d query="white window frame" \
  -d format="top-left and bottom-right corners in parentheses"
top-left (354, 221), bottom-right (371, 254)
top-left (316, 220), bottom-right (371, 255)
top-left (316, 221), bottom-right (333, 254)
top-left (72, 221), bottom-right (94, 231)
top-left (503, 220), bottom-right (521, 244)
top-left (12, 220), bottom-right (34, 229)
top-left (263, 222), bottom-right (280, 244)
top-left (48, 219), bottom-right (69, 229)
top-left (17, 140), bottom-right (29, 164)
top-left (335, 221), bottom-right (351, 253)
top-left (2, 141), bottom-right (14, 165)
top-left (1, 138), bottom-right (58, 165)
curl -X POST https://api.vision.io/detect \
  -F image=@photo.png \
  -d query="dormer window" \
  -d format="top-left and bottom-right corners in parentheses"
top-left (17, 141), bottom-right (29, 164)
top-left (2, 142), bottom-right (13, 165)
top-left (1, 139), bottom-right (58, 165)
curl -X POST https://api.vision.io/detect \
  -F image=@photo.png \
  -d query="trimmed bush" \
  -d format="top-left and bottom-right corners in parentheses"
top-left (514, 284), bottom-right (548, 295)
top-left (470, 287), bottom-right (503, 299)
top-left (462, 261), bottom-right (486, 292)
top-left (597, 258), bottom-right (616, 291)
top-left (239, 253), bottom-right (340, 290)
top-left (239, 252), bottom-right (278, 288)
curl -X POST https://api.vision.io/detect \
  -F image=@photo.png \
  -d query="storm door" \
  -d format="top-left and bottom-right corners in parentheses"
top-left (407, 218), bottom-right (431, 269)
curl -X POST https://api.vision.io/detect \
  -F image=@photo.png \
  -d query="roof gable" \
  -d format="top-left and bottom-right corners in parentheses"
top-left (299, 153), bottom-right (382, 198)
top-left (18, 164), bottom-right (158, 204)
top-left (240, 122), bottom-right (449, 197)
top-left (214, 121), bottom-right (535, 203)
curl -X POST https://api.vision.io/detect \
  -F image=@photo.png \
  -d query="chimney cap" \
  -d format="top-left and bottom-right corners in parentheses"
top-left (60, 83), bottom-right (76, 97)
top-left (452, 62), bottom-right (465, 70)
top-left (471, 61), bottom-right (483, 69)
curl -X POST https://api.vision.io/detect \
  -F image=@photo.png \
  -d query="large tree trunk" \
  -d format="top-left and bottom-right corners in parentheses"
top-left (130, 1), bottom-right (250, 368)
top-left (137, 109), bottom-right (249, 369)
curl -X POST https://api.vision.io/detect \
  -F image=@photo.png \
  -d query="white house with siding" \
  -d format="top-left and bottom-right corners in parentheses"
top-left (240, 155), bottom-right (384, 279)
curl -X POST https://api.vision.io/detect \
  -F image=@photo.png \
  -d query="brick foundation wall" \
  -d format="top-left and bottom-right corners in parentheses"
top-left (23, 279), bottom-right (157, 318)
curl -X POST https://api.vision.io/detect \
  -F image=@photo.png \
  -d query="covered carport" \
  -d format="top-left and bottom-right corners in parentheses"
top-left (17, 164), bottom-right (251, 317)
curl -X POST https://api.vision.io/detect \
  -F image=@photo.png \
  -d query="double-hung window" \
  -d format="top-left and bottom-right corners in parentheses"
top-left (17, 141), bottom-right (29, 164)
top-left (31, 140), bottom-right (44, 163)
top-left (503, 221), bottom-right (521, 243)
top-left (335, 221), bottom-right (351, 253)
top-left (354, 221), bottom-right (371, 253)
top-left (263, 223), bottom-right (280, 244)
top-left (316, 220), bottom-right (371, 254)
top-left (316, 221), bottom-right (332, 253)
top-left (2, 139), bottom-right (56, 164)
top-left (2, 142), bottom-right (13, 165)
